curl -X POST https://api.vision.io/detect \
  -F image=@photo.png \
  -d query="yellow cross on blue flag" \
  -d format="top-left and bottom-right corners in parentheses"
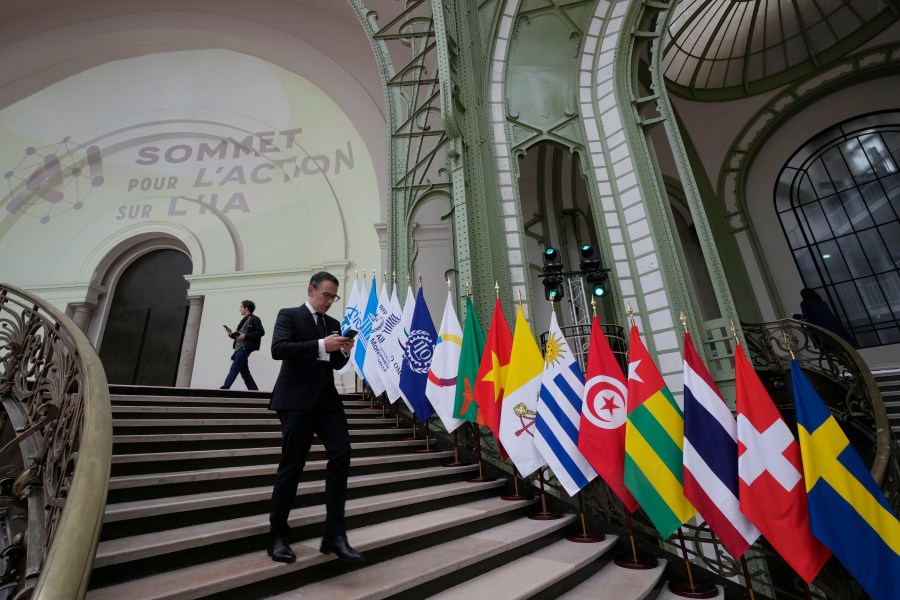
top-left (792, 360), bottom-right (900, 600)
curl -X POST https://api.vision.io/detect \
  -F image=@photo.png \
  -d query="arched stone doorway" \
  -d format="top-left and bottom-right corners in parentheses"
top-left (98, 249), bottom-right (192, 385)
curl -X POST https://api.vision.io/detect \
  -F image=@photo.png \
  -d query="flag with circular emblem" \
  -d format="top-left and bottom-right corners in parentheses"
top-left (425, 289), bottom-right (466, 432)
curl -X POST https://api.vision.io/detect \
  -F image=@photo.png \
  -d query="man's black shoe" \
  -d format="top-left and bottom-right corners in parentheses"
top-left (319, 535), bottom-right (364, 563)
top-left (267, 537), bottom-right (296, 563)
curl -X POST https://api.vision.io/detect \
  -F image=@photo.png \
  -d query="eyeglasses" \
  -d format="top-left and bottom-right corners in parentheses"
top-left (314, 289), bottom-right (341, 302)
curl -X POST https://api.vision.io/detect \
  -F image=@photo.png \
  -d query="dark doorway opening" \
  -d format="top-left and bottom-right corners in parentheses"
top-left (99, 249), bottom-right (192, 385)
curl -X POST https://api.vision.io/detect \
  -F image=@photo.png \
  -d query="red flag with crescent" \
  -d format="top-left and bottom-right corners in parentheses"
top-left (578, 316), bottom-right (638, 511)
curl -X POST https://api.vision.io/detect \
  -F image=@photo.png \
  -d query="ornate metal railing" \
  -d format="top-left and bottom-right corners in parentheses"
top-left (0, 283), bottom-right (111, 600)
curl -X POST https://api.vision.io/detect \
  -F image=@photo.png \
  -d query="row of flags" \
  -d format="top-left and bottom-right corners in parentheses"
top-left (339, 276), bottom-right (900, 599)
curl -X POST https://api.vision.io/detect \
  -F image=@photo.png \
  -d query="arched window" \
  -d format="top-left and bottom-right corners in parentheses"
top-left (776, 111), bottom-right (900, 348)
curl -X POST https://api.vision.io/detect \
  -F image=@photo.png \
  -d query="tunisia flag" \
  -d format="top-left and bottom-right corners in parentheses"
top-left (735, 344), bottom-right (830, 583)
top-left (578, 316), bottom-right (638, 512)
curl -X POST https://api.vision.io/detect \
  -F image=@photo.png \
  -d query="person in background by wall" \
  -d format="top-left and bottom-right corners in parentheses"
top-left (799, 288), bottom-right (857, 347)
top-left (221, 300), bottom-right (265, 390)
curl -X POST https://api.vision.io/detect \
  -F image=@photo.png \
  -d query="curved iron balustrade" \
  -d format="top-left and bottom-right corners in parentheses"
top-left (434, 317), bottom-right (898, 600)
top-left (0, 284), bottom-right (111, 600)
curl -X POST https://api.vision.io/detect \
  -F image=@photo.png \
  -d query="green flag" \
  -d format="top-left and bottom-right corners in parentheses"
top-left (453, 296), bottom-right (485, 422)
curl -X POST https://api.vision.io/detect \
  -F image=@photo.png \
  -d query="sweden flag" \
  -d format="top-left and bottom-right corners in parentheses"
top-left (792, 361), bottom-right (900, 600)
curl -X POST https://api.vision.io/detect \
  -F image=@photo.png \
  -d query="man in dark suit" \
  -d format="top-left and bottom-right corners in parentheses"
top-left (220, 300), bottom-right (264, 390)
top-left (266, 271), bottom-right (363, 564)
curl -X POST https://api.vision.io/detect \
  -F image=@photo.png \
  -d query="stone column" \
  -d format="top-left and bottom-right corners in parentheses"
top-left (69, 302), bottom-right (95, 334)
top-left (175, 295), bottom-right (204, 388)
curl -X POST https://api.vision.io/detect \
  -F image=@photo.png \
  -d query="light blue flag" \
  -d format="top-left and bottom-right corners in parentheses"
top-left (353, 276), bottom-right (378, 384)
top-left (399, 287), bottom-right (436, 420)
top-left (534, 311), bottom-right (597, 496)
top-left (792, 360), bottom-right (900, 600)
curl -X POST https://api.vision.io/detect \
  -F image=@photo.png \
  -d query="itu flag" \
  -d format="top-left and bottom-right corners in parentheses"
top-left (792, 360), bottom-right (900, 599)
top-left (474, 298), bottom-right (512, 460)
top-left (425, 290), bottom-right (466, 433)
top-left (386, 286), bottom-right (415, 410)
top-left (534, 311), bottom-right (597, 496)
top-left (337, 278), bottom-right (362, 376)
top-left (735, 345), bottom-right (829, 583)
top-left (369, 284), bottom-right (403, 401)
top-left (624, 326), bottom-right (696, 539)
top-left (453, 296), bottom-right (484, 422)
top-left (499, 305), bottom-right (546, 476)
top-left (682, 332), bottom-right (759, 559)
top-left (399, 287), bottom-right (436, 421)
top-left (352, 276), bottom-right (378, 385)
top-left (579, 316), bottom-right (637, 512)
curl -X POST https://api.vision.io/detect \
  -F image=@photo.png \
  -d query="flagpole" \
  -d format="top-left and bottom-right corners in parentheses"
top-left (529, 467), bottom-right (562, 520)
top-left (667, 528), bottom-right (718, 598)
top-left (465, 422), bottom-right (496, 482)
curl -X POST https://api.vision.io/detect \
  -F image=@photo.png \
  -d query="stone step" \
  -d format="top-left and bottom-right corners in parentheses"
top-left (104, 464), bottom-right (481, 523)
top-left (108, 450), bottom-right (455, 490)
top-left (111, 439), bottom-right (426, 466)
top-left (268, 514), bottom-right (585, 599)
top-left (427, 534), bottom-right (617, 599)
top-left (110, 405), bottom-right (380, 416)
top-left (112, 427), bottom-right (411, 446)
top-left (112, 417), bottom-right (395, 428)
top-left (86, 495), bottom-right (537, 600)
top-left (556, 558), bottom-right (667, 599)
top-left (110, 394), bottom-right (373, 408)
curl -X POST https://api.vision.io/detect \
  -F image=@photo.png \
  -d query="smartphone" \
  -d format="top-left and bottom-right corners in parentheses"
top-left (343, 329), bottom-right (358, 339)
top-left (223, 324), bottom-right (229, 329)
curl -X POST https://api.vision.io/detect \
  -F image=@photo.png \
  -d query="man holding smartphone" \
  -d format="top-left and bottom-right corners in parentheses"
top-left (220, 300), bottom-right (264, 390)
top-left (266, 271), bottom-right (362, 564)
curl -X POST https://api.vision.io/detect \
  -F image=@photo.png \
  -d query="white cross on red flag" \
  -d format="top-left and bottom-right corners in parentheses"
top-left (734, 344), bottom-right (830, 583)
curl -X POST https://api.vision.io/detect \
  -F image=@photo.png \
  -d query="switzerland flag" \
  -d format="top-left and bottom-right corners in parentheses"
top-left (734, 344), bottom-right (830, 583)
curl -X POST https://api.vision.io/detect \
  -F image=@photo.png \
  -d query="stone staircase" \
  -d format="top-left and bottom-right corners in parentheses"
top-left (873, 368), bottom-right (900, 435)
top-left (85, 387), bottom-right (668, 599)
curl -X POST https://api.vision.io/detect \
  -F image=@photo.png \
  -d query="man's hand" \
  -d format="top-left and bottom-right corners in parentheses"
top-left (224, 326), bottom-right (233, 336)
top-left (236, 332), bottom-right (246, 340)
top-left (324, 333), bottom-right (354, 353)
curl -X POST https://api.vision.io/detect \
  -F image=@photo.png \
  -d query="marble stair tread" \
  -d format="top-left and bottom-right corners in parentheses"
top-left (556, 558), bottom-right (667, 599)
top-left (656, 583), bottom-right (724, 599)
top-left (111, 395), bottom-right (271, 405)
top-left (112, 438), bottom-right (425, 464)
top-left (108, 450), bottom-right (453, 489)
top-left (112, 417), bottom-right (395, 427)
top-left (427, 534), bottom-right (618, 600)
top-left (104, 464), bottom-right (480, 521)
top-left (87, 495), bottom-right (536, 599)
top-left (269, 514), bottom-right (582, 600)
top-left (95, 479), bottom-right (506, 567)
top-left (113, 427), bottom-right (409, 444)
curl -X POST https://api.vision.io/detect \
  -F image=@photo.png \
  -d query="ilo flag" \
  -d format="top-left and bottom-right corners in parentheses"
top-left (534, 311), bottom-right (597, 496)
top-left (624, 326), bottom-right (696, 539)
top-left (352, 277), bottom-right (378, 385)
top-left (734, 345), bottom-right (829, 583)
top-left (682, 333), bottom-right (759, 559)
top-left (362, 282), bottom-right (390, 396)
top-left (578, 316), bottom-right (637, 512)
top-left (425, 290), bottom-right (466, 433)
top-left (474, 298), bottom-right (512, 460)
top-left (792, 360), bottom-right (900, 599)
top-left (385, 286), bottom-right (415, 410)
top-left (338, 278), bottom-right (363, 377)
top-left (499, 305), bottom-right (546, 476)
top-left (399, 287), bottom-right (436, 421)
top-left (453, 296), bottom-right (484, 422)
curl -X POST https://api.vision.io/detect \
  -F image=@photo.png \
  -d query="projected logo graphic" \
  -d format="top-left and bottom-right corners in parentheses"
top-left (4, 138), bottom-right (105, 223)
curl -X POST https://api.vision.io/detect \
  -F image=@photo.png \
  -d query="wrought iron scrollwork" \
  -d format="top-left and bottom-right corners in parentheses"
top-left (0, 284), bottom-right (111, 600)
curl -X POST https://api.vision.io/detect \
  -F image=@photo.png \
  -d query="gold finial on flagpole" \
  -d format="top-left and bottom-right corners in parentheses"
top-left (517, 289), bottom-right (523, 306)
top-left (355, 269), bottom-right (359, 279)
top-left (627, 303), bottom-right (635, 327)
top-left (393, 271), bottom-right (397, 284)
top-left (591, 297), bottom-right (597, 318)
top-left (418, 273), bottom-right (423, 289)
top-left (371, 268), bottom-right (376, 279)
top-left (495, 282), bottom-right (500, 299)
top-left (680, 311), bottom-right (688, 333)
top-left (407, 272), bottom-right (411, 287)
top-left (466, 281), bottom-right (471, 297)
top-left (446, 277), bottom-right (451, 291)
top-left (730, 321), bottom-right (741, 346)
top-left (383, 271), bottom-right (387, 283)
top-left (783, 331), bottom-right (796, 360)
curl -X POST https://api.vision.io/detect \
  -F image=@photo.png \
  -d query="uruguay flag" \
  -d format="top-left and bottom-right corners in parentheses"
top-left (682, 332), bottom-right (759, 559)
top-left (399, 287), bottom-right (436, 420)
top-left (534, 312), bottom-right (597, 497)
top-left (793, 360), bottom-right (900, 600)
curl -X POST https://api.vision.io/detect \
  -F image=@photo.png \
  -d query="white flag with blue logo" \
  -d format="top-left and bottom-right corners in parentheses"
top-left (386, 286), bottom-right (415, 411)
top-left (375, 285), bottom-right (404, 402)
top-left (353, 276), bottom-right (378, 386)
top-left (399, 287), bottom-right (436, 421)
top-left (534, 312), bottom-right (598, 496)
top-left (338, 278), bottom-right (362, 376)
top-left (362, 281), bottom-right (390, 395)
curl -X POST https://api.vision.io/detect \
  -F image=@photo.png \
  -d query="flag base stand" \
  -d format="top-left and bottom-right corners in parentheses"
top-left (500, 474), bottom-right (533, 501)
top-left (529, 471), bottom-right (561, 519)
top-left (614, 554), bottom-right (659, 569)
top-left (415, 420), bottom-right (439, 453)
top-left (443, 431), bottom-right (472, 466)
top-left (666, 581), bottom-right (718, 598)
top-left (567, 532), bottom-right (605, 542)
top-left (466, 475), bottom-right (497, 482)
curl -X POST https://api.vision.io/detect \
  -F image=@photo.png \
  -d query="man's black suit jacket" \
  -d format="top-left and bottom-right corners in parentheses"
top-left (230, 313), bottom-right (265, 352)
top-left (269, 304), bottom-right (350, 410)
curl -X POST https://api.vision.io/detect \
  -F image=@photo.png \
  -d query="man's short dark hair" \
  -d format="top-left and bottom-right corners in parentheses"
top-left (309, 271), bottom-right (339, 288)
top-left (241, 300), bottom-right (256, 313)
